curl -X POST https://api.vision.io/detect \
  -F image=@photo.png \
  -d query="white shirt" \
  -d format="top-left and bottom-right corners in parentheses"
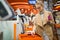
top-left (40, 12), bottom-right (44, 26)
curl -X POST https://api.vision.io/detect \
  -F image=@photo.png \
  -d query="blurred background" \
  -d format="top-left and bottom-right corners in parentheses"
top-left (0, 0), bottom-right (60, 40)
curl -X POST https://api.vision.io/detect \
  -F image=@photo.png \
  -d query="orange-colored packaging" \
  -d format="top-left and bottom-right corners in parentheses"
top-left (18, 34), bottom-right (43, 40)
top-left (55, 24), bottom-right (60, 28)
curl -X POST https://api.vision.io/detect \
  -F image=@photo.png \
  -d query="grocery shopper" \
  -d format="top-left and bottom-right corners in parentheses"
top-left (34, 1), bottom-right (55, 40)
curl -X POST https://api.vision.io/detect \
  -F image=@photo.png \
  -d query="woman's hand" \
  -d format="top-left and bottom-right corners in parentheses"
top-left (25, 31), bottom-right (35, 36)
